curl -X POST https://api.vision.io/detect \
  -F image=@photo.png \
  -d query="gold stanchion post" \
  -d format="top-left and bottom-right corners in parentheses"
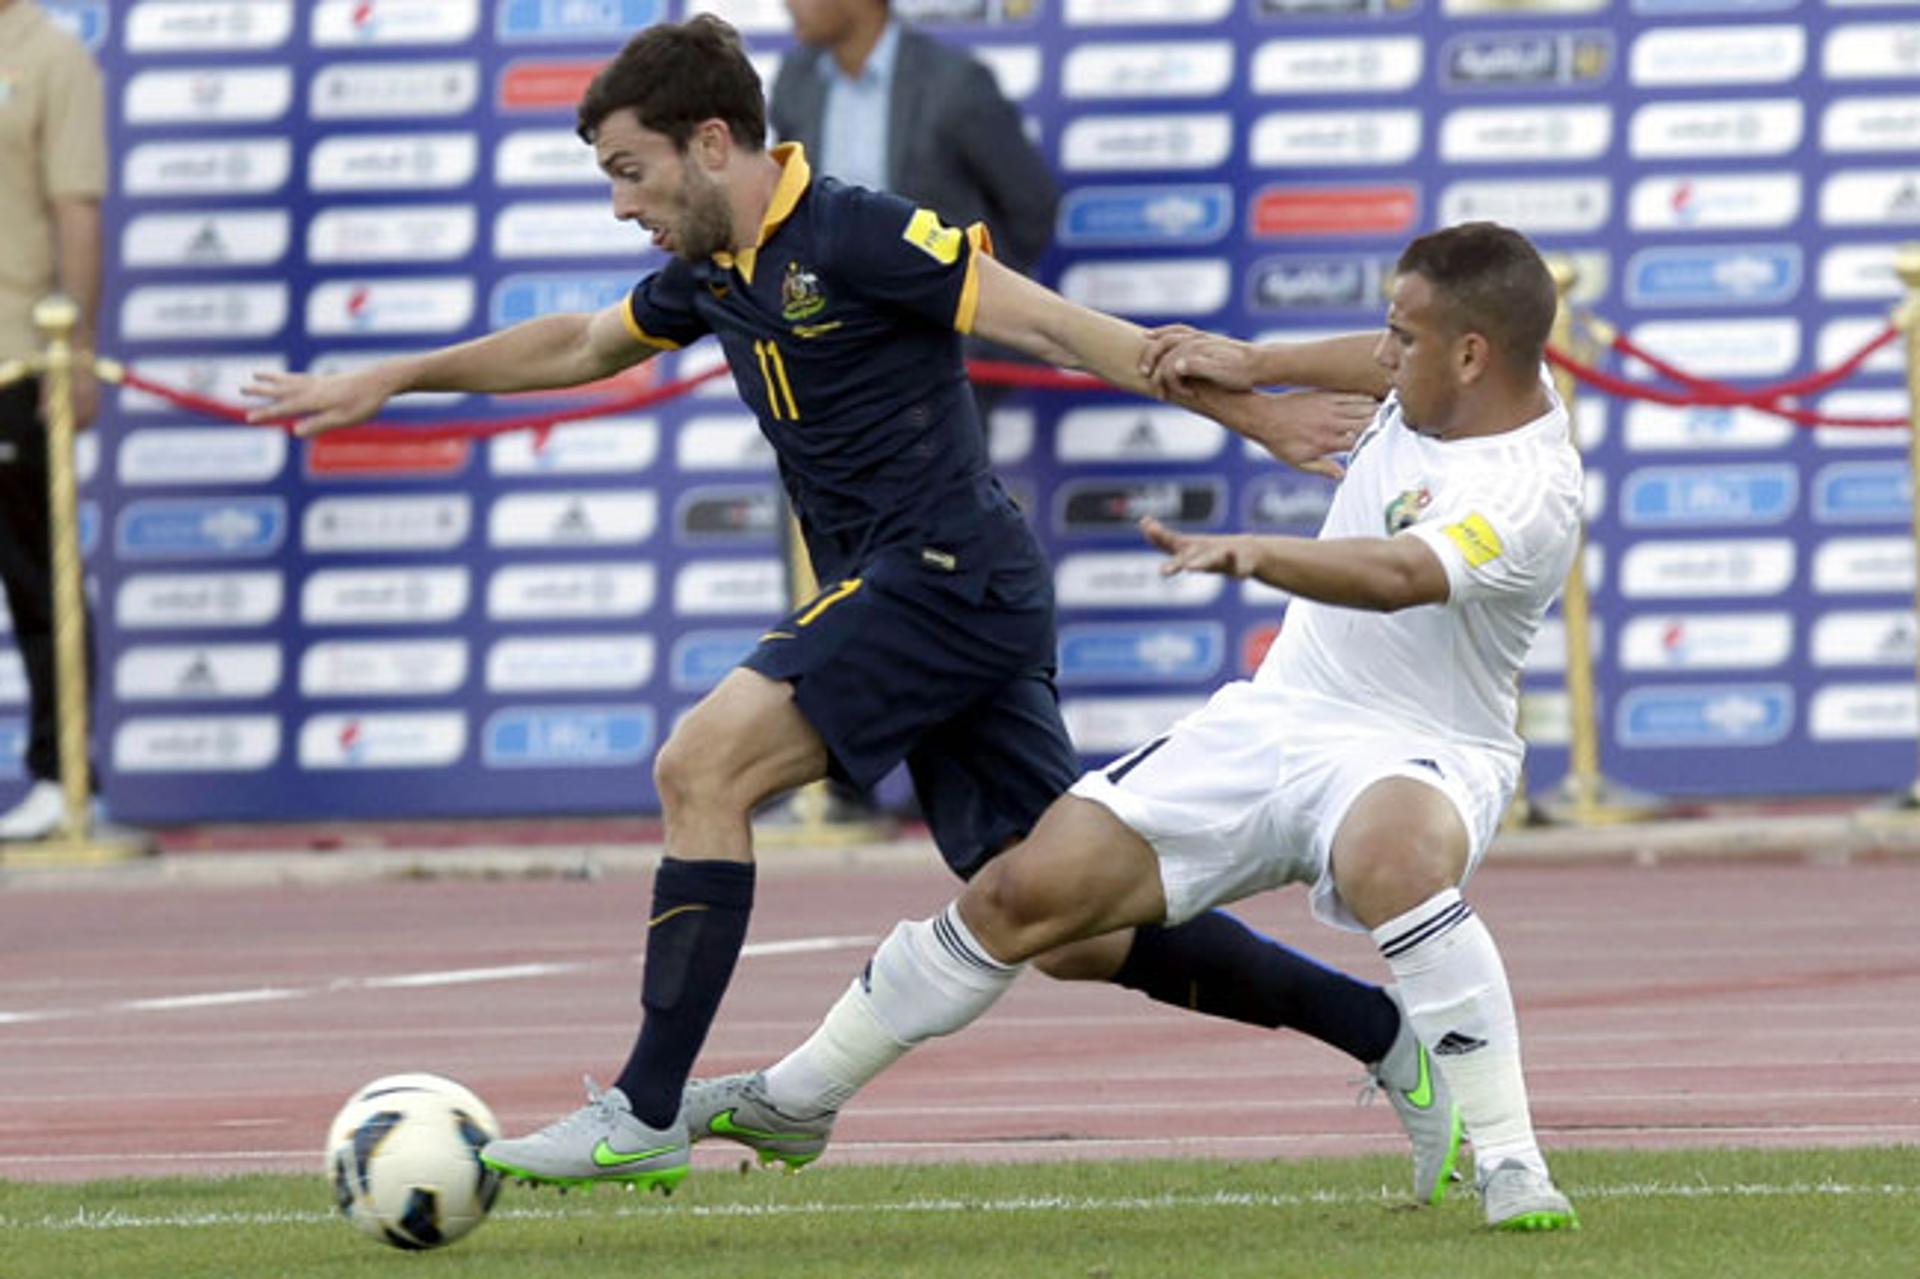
top-left (0, 297), bottom-right (144, 866)
top-left (1534, 259), bottom-right (1662, 826)
top-left (1889, 244), bottom-right (1920, 809)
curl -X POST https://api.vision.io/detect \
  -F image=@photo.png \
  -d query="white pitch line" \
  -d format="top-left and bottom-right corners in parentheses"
top-left (0, 934), bottom-right (877, 1025)
top-left (121, 989), bottom-right (301, 1012)
top-left (359, 963), bottom-right (582, 989)
top-left (10, 1124), bottom-right (1920, 1171)
top-left (741, 934), bottom-right (875, 958)
top-left (7, 1179), bottom-right (1919, 1233)
top-left (0, 1011), bottom-right (70, 1025)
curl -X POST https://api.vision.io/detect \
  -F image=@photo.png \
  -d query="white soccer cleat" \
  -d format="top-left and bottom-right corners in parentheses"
top-left (1478, 1159), bottom-right (1579, 1231)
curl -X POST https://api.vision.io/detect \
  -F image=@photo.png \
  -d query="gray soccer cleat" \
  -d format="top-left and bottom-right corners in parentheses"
top-left (1365, 987), bottom-right (1465, 1205)
top-left (681, 1071), bottom-right (835, 1169)
top-left (1478, 1159), bottom-right (1579, 1231)
top-left (480, 1078), bottom-right (688, 1192)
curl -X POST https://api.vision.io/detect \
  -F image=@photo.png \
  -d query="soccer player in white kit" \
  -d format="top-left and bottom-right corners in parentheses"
top-left (684, 222), bottom-right (1584, 1231)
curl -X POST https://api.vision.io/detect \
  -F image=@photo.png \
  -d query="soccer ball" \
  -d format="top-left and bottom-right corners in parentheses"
top-left (325, 1073), bottom-right (503, 1251)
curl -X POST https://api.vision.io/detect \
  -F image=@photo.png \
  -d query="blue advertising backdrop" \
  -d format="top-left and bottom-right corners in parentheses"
top-left (0, 0), bottom-right (1914, 823)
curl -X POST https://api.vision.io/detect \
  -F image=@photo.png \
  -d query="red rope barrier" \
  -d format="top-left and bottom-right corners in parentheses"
top-left (110, 356), bottom-right (1115, 443)
top-left (1546, 347), bottom-right (1907, 428)
top-left (1603, 321), bottom-right (1900, 406)
top-left (967, 359), bottom-right (1109, 391)
top-left (117, 363), bottom-right (731, 443)
top-left (108, 330), bottom-right (1911, 436)
top-left (117, 366), bottom-right (256, 424)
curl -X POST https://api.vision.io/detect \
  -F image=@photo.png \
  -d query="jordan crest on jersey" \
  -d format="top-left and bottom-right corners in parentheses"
top-left (1384, 485), bottom-right (1433, 533)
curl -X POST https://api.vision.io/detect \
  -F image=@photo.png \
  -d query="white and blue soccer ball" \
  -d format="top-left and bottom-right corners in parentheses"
top-left (325, 1073), bottom-right (503, 1251)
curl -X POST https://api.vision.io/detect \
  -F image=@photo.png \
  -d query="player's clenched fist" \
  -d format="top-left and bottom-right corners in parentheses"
top-left (1139, 325), bottom-right (1262, 398)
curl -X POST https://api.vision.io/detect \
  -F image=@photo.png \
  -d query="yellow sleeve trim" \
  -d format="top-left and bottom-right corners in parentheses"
top-left (795, 578), bottom-right (863, 627)
top-left (621, 297), bottom-right (682, 351)
top-left (953, 223), bottom-right (993, 336)
top-left (1441, 512), bottom-right (1504, 568)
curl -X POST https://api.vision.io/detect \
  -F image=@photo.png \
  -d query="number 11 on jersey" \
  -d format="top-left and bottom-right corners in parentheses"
top-left (754, 339), bottom-right (799, 421)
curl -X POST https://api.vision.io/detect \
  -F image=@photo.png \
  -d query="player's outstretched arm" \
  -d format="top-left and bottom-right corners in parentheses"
top-left (1139, 516), bottom-right (1450, 612)
top-left (1142, 327), bottom-right (1391, 400)
top-left (244, 303), bottom-right (654, 437)
top-left (968, 253), bottom-right (1163, 398)
top-left (967, 257), bottom-right (1365, 474)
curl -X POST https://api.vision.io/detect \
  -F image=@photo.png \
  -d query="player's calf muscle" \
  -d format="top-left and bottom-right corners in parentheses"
top-left (963, 841), bottom-right (1154, 964)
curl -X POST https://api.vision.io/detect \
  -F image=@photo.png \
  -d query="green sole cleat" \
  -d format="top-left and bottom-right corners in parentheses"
top-left (1479, 1160), bottom-right (1579, 1232)
top-left (683, 1072), bottom-right (836, 1169)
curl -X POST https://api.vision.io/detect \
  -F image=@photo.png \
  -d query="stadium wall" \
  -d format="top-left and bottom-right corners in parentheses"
top-left (0, 0), bottom-right (1913, 822)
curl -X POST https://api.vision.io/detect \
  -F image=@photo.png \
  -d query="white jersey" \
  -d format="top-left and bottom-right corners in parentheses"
top-left (1254, 386), bottom-right (1583, 763)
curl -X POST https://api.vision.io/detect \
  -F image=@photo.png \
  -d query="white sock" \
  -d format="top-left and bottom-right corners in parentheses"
top-left (761, 976), bottom-right (905, 1117)
top-left (1372, 888), bottom-right (1545, 1175)
top-left (764, 902), bottom-right (1021, 1116)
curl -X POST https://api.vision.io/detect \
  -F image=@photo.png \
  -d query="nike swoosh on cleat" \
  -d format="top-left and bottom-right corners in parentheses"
top-left (591, 1139), bottom-right (680, 1168)
top-left (1402, 1045), bottom-right (1435, 1110)
top-left (710, 1109), bottom-right (814, 1143)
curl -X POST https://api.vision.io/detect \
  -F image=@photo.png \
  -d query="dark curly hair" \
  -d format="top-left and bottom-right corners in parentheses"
top-left (1396, 223), bottom-right (1556, 377)
top-left (576, 15), bottom-right (766, 152)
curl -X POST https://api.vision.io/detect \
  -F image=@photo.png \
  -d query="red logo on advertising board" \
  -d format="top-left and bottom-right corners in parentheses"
top-left (499, 60), bottom-right (606, 112)
top-left (306, 436), bottom-right (473, 478)
top-left (1241, 621), bottom-right (1282, 673)
top-left (1251, 186), bottom-right (1419, 238)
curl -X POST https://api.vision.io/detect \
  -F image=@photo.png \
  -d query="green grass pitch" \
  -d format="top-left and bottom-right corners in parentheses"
top-left (4, 1147), bottom-right (1916, 1279)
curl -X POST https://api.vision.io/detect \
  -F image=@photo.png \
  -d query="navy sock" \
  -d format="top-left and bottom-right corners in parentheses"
top-left (614, 857), bottom-right (756, 1127)
top-left (1111, 910), bottom-right (1398, 1064)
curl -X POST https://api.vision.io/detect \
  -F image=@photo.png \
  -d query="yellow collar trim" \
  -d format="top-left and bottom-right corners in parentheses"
top-left (712, 142), bottom-right (811, 284)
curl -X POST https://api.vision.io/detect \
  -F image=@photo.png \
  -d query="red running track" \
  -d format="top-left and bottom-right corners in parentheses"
top-left (2, 857), bottom-right (1917, 1183)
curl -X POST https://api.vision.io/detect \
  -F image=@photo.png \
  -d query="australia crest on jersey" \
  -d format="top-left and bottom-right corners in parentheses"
top-left (781, 260), bottom-right (826, 323)
top-left (1384, 484), bottom-right (1432, 533)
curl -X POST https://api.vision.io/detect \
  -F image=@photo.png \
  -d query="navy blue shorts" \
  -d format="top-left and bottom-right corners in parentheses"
top-left (742, 543), bottom-right (1078, 879)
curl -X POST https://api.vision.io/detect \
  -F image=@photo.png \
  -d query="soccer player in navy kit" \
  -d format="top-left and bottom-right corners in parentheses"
top-left (247, 16), bottom-right (1455, 1200)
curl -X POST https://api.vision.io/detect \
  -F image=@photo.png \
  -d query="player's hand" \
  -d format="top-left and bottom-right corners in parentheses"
top-left (242, 368), bottom-right (397, 437)
top-left (1140, 327), bottom-right (1263, 397)
top-left (1140, 515), bottom-right (1264, 579)
top-left (1236, 390), bottom-right (1378, 481)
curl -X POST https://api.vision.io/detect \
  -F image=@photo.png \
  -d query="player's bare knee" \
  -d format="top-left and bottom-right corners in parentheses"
top-left (962, 861), bottom-right (1076, 963)
top-left (1335, 842), bottom-right (1458, 928)
top-left (650, 726), bottom-right (693, 810)
top-left (651, 717), bottom-right (737, 814)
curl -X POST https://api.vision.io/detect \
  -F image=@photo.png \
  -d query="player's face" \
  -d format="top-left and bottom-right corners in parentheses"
top-left (595, 110), bottom-right (735, 261)
top-left (1374, 272), bottom-right (1461, 437)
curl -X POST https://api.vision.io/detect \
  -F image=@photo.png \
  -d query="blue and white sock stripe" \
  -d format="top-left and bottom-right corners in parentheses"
top-left (933, 905), bottom-right (1012, 974)
top-left (1378, 897), bottom-right (1475, 961)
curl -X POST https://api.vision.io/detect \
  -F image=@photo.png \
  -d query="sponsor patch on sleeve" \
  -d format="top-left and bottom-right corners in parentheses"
top-left (1441, 512), bottom-right (1504, 568)
top-left (902, 208), bottom-right (963, 265)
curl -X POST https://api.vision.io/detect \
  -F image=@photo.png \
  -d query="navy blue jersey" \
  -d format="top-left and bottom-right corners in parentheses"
top-left (624, 144), bottom-right (1034, 586)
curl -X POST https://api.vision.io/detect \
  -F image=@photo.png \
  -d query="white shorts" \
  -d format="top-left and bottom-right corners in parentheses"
top-left (1069, 680), bottom-right (1516, 933)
